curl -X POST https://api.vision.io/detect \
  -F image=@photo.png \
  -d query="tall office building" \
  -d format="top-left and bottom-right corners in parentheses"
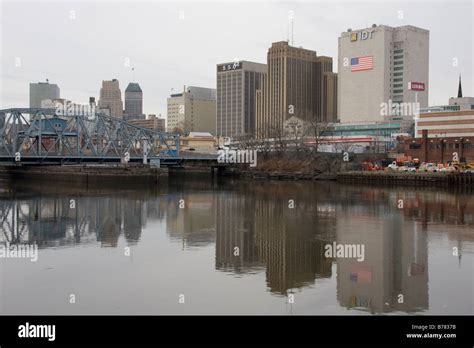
top-left (323, 72), bottom-right (338, 121)
top-left (255, 41), bottom-right (338, 139)
top-left (98, 79), bottom-right (123, 118)
top-left (29, 81), bottom-right (60, 108)
top-left (338, 25), bottom-right (429, 123)
top-left (167, 86), bottom-right (216, 134)
top-left (124, 82), bottom-right (145, 121)
top-left (216, 61), bottom-right (267, 138)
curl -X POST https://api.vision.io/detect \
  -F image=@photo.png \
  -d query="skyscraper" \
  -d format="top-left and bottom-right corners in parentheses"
top-left (255, 41), bottom-right (338, 139)
top-left (124, 82), bottom-right (145, 121)
top-left (323, 72), bottom-right (338, 121)
top-left (167, 86), bottom-right (216, 134)
top-left (338, 25), bottom-right (429, 123)
top-left (216, 61), bottom-right (267, 138)
top-left (29, 81), bottom-right (60, 108)
top-left (98, 79), bottom-right (123, 118)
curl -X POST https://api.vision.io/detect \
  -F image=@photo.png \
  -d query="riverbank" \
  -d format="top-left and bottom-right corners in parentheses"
top-left (2, 163), bottom-right (474, 188)
top-left (337, 171), bottom-right (474, 187)
top-left (221, 168), bottom-right (337, 180)
top-left (222, 168), bottom-right (474, 187)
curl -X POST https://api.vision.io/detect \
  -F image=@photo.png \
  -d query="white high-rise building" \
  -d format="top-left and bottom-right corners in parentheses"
top-left (167, 86), bottom-right (216, 134)
top-left (338, 25), bottom-right (429, 124)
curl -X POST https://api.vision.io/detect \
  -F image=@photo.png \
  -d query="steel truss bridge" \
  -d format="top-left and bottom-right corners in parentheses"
top-left (0, 108), bottom-right (187, 165)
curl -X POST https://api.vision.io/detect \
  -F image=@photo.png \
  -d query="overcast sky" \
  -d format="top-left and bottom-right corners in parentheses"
top-left (1, 0), bottom-right (472, 117)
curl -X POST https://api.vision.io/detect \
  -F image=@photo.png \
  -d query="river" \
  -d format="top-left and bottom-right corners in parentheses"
top-left (0, 176), bottom-right (472, 315)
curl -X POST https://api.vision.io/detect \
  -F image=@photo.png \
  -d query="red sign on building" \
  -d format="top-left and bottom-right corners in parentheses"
top-left (408, 82), bottom-right (425, 91)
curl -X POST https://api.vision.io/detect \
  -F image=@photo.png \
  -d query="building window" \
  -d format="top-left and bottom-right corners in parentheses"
top-left (409, 143), bottom-right (421, 149)
top-left (394, 67), bottom-right (403, 71)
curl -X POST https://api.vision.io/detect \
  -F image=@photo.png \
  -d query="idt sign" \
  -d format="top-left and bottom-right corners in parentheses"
top-left (408, 82), bottom-right (425, 91)
top-left (350, 29), bottom-right (375, 42)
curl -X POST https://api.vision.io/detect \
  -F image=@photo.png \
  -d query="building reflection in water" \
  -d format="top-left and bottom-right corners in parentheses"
top-left (0, 180), bottom-right (472, 313)
top-left (215, 193), bottom-right (263, 272)
top-left (165, 193), bottom-right (216, 248)
top-left (214, 182), bottom-right (336, 296)
top-left (336, 214), bottom-right (429, 313)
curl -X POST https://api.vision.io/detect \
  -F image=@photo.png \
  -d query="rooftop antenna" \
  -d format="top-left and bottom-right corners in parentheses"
top-left (287, 11), bottom-right (294, 46)
top-left (131, 67), bottom-right (135, 83)
top-left (291, 16), bottom-right (294, 46)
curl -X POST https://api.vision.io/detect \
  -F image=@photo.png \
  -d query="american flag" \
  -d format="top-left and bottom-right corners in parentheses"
top-left (351, 56), bottom-right (373, 72)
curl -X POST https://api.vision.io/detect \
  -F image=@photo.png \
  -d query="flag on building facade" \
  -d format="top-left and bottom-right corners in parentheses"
top-left (351, 56), bottom-right (374, 72)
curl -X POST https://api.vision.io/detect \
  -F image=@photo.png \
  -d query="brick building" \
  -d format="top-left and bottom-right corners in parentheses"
top-left (404, 130), bottom-right (474, 163)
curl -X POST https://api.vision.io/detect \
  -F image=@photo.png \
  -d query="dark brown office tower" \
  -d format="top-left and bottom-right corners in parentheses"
top-left (323, 72), bottom-right (338, 122)
top-left (256, 41), bottom-right (337, 139)
top-left (315, 56), bottom-right (336, 121)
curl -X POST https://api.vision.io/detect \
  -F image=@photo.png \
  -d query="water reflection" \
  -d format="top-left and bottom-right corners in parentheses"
top-left (215, 190), bottom-right (333, 295)
top-left (0, 178), bottom-right (472, 314)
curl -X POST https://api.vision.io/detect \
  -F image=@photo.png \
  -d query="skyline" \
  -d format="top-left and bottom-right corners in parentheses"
top-left (1, 0), bottom-right (472, 117)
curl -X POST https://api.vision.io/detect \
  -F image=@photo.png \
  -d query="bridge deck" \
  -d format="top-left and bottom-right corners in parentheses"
top-left (0, 153), bottom-right (224, 167)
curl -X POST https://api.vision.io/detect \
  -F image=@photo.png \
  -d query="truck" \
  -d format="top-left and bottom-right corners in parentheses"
top-left (451, 161), bottom-right (474, 173)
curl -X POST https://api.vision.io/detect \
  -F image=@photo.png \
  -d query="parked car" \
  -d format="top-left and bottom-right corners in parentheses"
top-left (452, 162), bottom-right (474, 173)
top-left (439, 166), bottom-right (456, 173)
top-left (404, 162), bottom-right (417, 172)
top-left (419, 163), bottom-right (438, 172)
top-left (387, 161), bottom-right (398, 171)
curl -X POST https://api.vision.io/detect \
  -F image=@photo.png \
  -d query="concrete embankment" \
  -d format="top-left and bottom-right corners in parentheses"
top-left (337, 171), bottom-right (474, 187)
top-left (220, 167), bottom-right (474, 187)
top-left (0, 164), bottom-right (168, 184)
top-left (221, 168), bottom-right (337, 181)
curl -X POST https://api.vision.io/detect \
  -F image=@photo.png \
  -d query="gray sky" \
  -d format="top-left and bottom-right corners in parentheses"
top-left (1, 0), bottom-right (472, 117)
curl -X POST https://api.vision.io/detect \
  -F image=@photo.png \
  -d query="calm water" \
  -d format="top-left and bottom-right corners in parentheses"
top-left (0, 176), bottom-right (473, 315)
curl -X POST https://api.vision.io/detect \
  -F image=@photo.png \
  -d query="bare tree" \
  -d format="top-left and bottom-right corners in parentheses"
top-left (284, 117), bottom-right (306, 153)
top-left (334, 140), bottom-right (354, 155)
top-left (269, 124), bottom-right (286, 156)
top-left (233, 133), bottom-right (253, 150)
top-left (172, 119), bottom-right (192, 136)
top-left (307, 118), bottom-right (331, 154)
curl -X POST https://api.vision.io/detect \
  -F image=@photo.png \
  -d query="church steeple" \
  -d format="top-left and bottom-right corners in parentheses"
top-left (457, 74), bottom-right (463, 98)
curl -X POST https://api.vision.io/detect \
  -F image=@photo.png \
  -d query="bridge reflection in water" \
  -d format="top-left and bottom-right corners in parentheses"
top-left (0, 179), bottom-right (473, 314)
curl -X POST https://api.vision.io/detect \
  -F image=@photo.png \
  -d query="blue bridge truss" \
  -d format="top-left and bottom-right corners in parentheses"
top-left (0, 108), bottom-right (182, 165)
